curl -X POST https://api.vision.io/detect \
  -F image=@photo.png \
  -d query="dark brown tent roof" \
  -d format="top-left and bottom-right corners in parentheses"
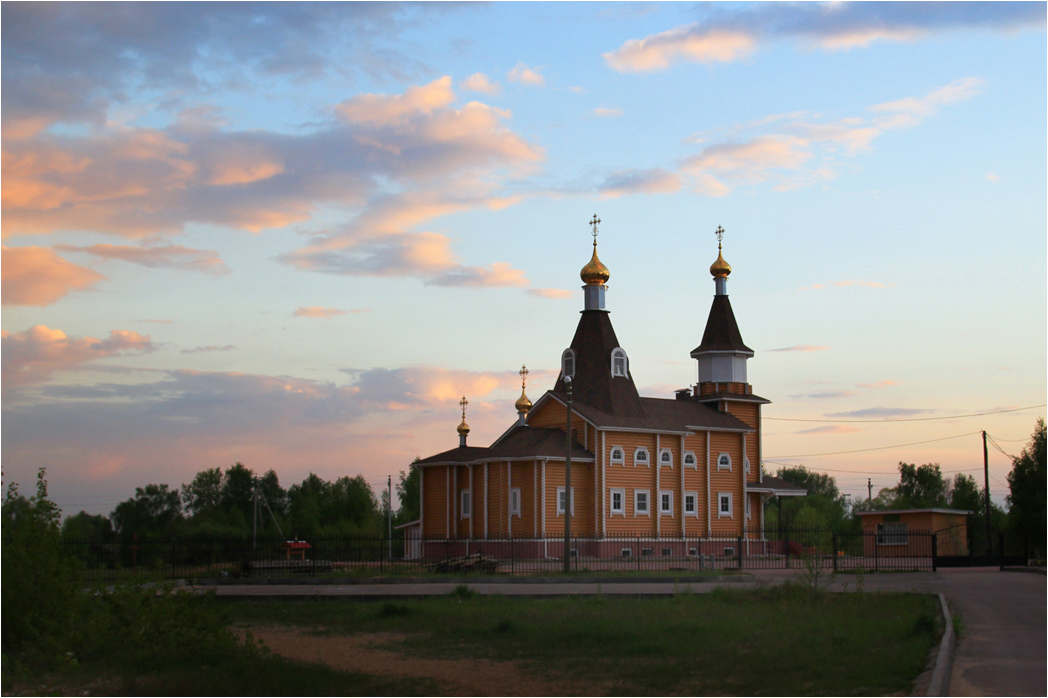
top-left (414, 427), bottom-right (594, 466)
top-left (691, 295), bottom-right (753, 355)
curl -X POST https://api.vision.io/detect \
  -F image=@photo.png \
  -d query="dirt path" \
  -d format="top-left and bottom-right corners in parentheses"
top-left (245, 626), bottom-right (600, 696)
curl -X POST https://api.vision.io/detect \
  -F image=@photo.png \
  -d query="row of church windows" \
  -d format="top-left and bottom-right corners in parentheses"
top-left (607, 447), bottom-right (745, 471)
top-left (460, 487), bottom-right (750, 520)
top-left (561, 347), bottom-right (628, 380)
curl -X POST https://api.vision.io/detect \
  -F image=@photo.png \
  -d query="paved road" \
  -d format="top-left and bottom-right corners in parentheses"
top-left (201, 567), bottom-right (1046, 696)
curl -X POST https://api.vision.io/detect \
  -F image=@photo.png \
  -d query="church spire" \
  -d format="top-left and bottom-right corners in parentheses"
top-left (514, 365), bottom-right (532, 425)
top-left (457, 395), bottom-right (470, 447)
top-left (710, 225), bottom-right (732, 295)
top-left (580, 214), bottom-right (609, 310)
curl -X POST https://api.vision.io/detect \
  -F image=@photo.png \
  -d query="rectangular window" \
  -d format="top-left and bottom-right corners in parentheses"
top-left (718, 492), bottom-right (732, 518)
top-left (659, 490), bottom-right (673, 516)
top-left (510, 488), bottom-right (521, 517)
top-left (635, 489), bottom-right (650, 516)
top-left (745, 495), bottom-right (751, 520)
top-left (684, 492), bottom-right (697, 517)
top-left (556, 486), bottom-right (575, 516)
top-left (876, 522), bottom-right (909, 546)
top-left (610, 488), bottom-right (625, 515)
top-left (460, 490), bottom-right (471, 518)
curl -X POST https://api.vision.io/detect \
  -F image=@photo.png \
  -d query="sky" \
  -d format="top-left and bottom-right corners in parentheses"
top-left (2, 2), bottom-right (1045, 518)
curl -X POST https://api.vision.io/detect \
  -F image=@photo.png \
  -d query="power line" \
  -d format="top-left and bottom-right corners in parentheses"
top-left (762, 459), bottom-right (983, 476)
top-left (765, 431), bottom-right (982, 459)
top-left (764, 404), bottom-right (1045, 424)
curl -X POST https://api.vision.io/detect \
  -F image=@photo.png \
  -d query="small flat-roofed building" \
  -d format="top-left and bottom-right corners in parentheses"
top-left (856, 508), bottom-right (971, 557)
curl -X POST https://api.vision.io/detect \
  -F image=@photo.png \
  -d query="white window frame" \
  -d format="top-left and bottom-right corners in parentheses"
top-left (561, 349), bottom-right (575, 379)
top-left (610, 447), bottom-right (625, 465)
top-left (718, 492), bottom-right (733, 518)
top-left (683, 451), bottom-right (697, 468)
top-left (460, 490), bottom-right (472, 519)
top-left (659, 490), bottom-right (674, 516)
top-left (634, 447), bottom-right (650, 467)
top-left (610, 488), bottom-right (625, 515)
top-left (634, 489), bottom-right (651, 516)
top-left (745, 494), bottom-right (751, 520)
top-left (556, 486), bottom-right (575, 516)
top-left (510, 487), bottom-right (521, 517)
top-left (744, 457), bottom-right (751, 475)
top-left (717, 453), bottom-right (732, 471)
top-left (611, 347), bottom-right (628, 377)
top-left (659, 448), bottom-right (673, 467)
top-left (684, 491), bottom-right (698, 517)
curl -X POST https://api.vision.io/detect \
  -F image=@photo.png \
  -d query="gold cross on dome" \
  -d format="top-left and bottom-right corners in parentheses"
top-left (459, 395), bottom-right (468, 418)
top-left (715, 225), bottom-right (725, 247)
top-left (519, 364), bottom-right (529, 389)
top-left (589, 214), bottom-right (601, 243)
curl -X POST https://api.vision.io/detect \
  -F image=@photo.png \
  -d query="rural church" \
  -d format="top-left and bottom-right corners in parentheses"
top-left (411, 220), bottom-right (805, 555)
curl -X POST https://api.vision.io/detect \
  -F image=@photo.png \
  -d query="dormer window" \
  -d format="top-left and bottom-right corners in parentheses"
top-left (634, 448), bottom-right (649, 467)
top-left (717, 453), bottom-right (732, 471)
top-left (683, 452), bottom-right (697, 468)
top-left (562, 349), bottom-right (575, 379)
top-left (611, 348), bottom-right (628, 377)
top-left (610, 447), bottom-right (624, 465)
top-left (659, 449), bottom-right (673, 467)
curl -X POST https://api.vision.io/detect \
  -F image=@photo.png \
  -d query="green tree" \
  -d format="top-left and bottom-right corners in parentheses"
top-left (949, 473), bottom-right (981, 512)
top-left (767, 465), bottom-right (849, 531)
top-left (893, 462), bottom-right (949, 509)
top-left (2, 469), bottom-right (81, 665)
top-left (258, 469), bottom-right (288, 517)
top-left (111, 483), bottom-right (183, 536)
top-left (1006, 419), bottom-right (1046, 541)
top-left (395, 463), bottom-right (421, 525)
top-left (61, 511), bottom-right (113, 539)
top-left (181, 467), bottom-right (223, 520)
top-left (220, 462), bottom-right (256, 525)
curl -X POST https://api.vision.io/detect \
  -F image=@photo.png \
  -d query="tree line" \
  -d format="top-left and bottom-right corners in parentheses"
top-left (56, 464), bottom-right (422, 541)
top-left (19, 420), bottom-right (1046, 545)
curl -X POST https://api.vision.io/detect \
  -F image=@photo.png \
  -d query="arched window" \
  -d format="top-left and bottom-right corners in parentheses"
top-left (635, 448), bottom-right (649, 466)
top-left (610, 447), bottom-right (624, 465)
top-left (717, 453), bottom-right (732, 471)
top-left (561, 349), bottom-right (575, 379)
top-left (659, 449), bottom-right (673, 467)
top-left (611, 348), bottom-right (628, 377)
top-left (683, 452), bottom-right (697, 467)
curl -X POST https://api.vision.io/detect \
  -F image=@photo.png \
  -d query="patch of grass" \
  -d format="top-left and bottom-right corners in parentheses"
top-left (227, 588), bottom-right (941, 696)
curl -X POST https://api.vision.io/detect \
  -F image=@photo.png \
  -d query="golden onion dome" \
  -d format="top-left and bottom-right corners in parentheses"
top-left (515, 388), bottom-right (532, 413)
top-left (457, 418), bottom-right (470, 435)
top-left (580, 243), bottom-right (610, 286)
top-left (710, 247), bottom-right (732, 278)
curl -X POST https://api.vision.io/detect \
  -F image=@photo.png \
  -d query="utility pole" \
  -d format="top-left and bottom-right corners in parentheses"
top-left (867, 478), bottom-right (872, 508)
top-left (563, 376), bottom-right (573, 574)
top-left (982, 431), bottom-right (992, 553)
top-left (388, 474), bottom-right (393, 560)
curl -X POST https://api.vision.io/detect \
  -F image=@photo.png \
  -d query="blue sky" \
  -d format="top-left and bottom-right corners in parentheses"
top-left (2, 2), bottom-right (1045, 516)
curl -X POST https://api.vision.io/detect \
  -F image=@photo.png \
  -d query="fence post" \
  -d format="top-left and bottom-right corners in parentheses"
top-left (736, 536), bottom-right (742, 568)
top-left (931, 533), bottom-right (938, 573)
top-left (832, 533), bottom-right (838, 573)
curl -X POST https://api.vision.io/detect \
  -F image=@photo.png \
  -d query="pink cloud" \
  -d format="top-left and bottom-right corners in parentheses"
top-left (599, 168), bottom-right (682, 198)
top-left (2, 325), bottom-right (156, 390)
top-left (526, 288), bottom-right (572, 299)
top-left (507, 62), bottom-right (544, 85)
top-left (461, 73), bottom-right (501, 95)
top-left (796, 425), bottom-right (864, 435)
top-left (292, 306), bottom-right (350, 318)
top-left (1, 246), bottom-right (106, 306)
top-left (54, 244), bottom-right (228, 274)
top-left (604, 26), bottom-right (756, 72)
top-left (858, 380), bottom-right (898, 389)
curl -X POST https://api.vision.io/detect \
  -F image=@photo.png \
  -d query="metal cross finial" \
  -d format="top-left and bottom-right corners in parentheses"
top-left (459, 395), bottom-right (468, 419)
top-left (715, 225), bottom-right (724, 248)
top-left (519, 364), bottom-right (528, 389)
top-left (589, 214), bottom-right (601, 244)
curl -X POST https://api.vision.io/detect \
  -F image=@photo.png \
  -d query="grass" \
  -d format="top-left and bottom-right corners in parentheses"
top-left (226, 584), bottom-right (942, 696)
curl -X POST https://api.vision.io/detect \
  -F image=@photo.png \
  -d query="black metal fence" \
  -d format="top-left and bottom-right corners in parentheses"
top-left (62, 527), bottom-right (1038, 582)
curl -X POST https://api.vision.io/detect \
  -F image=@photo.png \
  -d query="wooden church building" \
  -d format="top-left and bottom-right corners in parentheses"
top-left (412, 221), bottom-right (804, 556)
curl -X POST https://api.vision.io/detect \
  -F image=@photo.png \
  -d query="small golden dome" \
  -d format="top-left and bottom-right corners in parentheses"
top-left (515, 388), bottom-right (532, 413)
top-left (457, 418), bottom-right (470, 435)
top-left (580, 243), bottom-right (610, 286)
top-left (710, 246), bottom-right (732, 278)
